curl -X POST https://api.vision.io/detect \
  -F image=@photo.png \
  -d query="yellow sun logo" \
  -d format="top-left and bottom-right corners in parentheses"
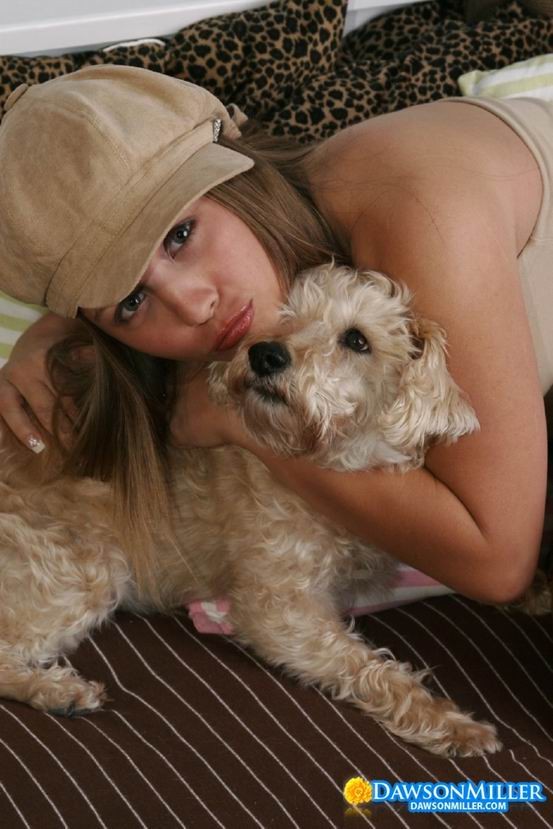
top-left (343, 777), bottom-right (373, 805)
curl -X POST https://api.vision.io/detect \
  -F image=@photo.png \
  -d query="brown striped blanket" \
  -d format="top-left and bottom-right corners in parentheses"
top-left (1, 598), bottom-right (551, 827)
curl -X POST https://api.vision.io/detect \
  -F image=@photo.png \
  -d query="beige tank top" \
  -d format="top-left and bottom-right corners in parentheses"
top-left (447, 96), bottom-right (553, 395)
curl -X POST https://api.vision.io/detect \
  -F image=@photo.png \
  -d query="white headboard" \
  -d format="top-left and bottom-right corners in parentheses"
top-left (0, 0), bottom-right (422, 56)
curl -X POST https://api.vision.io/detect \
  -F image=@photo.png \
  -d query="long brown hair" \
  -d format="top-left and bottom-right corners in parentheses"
top-left (49, 119), bottom-right (348, 598)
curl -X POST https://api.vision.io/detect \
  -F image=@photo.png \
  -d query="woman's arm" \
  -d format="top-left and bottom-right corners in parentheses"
top-left (237, 442), bottom-right (542, 605)
top-left (0, 312), bottom-right (79, 447)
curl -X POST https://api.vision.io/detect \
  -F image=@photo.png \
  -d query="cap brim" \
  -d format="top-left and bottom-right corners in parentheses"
top-left (74, 142), bottom-right (254, 314)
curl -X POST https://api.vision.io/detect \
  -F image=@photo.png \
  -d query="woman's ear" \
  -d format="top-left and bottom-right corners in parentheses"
top-left (378, 316), bottom-right (479, 463)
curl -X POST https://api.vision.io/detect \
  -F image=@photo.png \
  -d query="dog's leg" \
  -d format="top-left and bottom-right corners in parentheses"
top-left (0, 505), bottom-right (129, 715)
top-left (0, 650), bottom-right (107, 715)
top-left (230, 586), bottom-right (500, 757)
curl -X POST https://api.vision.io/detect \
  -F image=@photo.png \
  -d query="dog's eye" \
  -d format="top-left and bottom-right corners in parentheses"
top-left (341, 328), bottom-right (371, 353)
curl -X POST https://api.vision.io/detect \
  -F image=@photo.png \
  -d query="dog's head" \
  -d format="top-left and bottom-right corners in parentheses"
top-left (210, 262), bottom-right (478, 471)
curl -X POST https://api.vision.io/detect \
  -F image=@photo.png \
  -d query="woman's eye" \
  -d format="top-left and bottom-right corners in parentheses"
top-left (341, 328), bottom-right (371, 353)
top-left (115, 288), bottom-right (146, 323)
top-left (164, 219), bottom-right (195, 257)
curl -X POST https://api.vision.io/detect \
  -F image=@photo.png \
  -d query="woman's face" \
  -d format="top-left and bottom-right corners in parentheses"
top-left (81, 197), bottom-right (285, 362)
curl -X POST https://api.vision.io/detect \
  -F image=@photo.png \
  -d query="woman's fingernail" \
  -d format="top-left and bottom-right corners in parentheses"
top-left (27, 435), bottom-right (45, 454)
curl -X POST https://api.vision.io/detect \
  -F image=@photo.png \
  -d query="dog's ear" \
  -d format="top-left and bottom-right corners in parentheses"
top-left (378, 316), bottom-right (479, 463)
top-left (206, 361), bottom-right (231, 405)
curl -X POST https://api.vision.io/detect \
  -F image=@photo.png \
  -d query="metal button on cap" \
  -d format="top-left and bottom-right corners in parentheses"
top-left (4, 83), bottom-right (30, 113)
top-left (212, 118), bottom-right (222, 143)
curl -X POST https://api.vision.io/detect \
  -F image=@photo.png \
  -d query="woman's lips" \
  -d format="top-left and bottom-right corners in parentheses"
top-left (215, 301), bottom-right (254, 352)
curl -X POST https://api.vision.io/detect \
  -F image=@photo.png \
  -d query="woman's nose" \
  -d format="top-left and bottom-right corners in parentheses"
top-left (156, 267), bottom-right (218, 326)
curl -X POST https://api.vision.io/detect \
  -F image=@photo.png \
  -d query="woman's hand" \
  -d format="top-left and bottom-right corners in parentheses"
top-left (0, 313), bottom-right (78, 450)
top-left (170, 365), bottom-right (251, 449)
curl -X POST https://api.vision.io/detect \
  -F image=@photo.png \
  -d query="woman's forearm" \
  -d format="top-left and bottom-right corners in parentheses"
top-left (242, 442), bottom-right (538, 604)
top-left (0, 311), bottom-right (82, 446)
top-left (9, 311), bottom-right (83, 355)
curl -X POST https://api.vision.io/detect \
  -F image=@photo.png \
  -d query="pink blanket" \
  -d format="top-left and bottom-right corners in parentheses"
top-left (187, 564), bottom-right (452, 634)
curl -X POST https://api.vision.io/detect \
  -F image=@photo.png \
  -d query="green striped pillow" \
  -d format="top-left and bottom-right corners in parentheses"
top-left (0, 290), bottom-right (45, 367)
top-left (458, 53), bottom-right (553, 99)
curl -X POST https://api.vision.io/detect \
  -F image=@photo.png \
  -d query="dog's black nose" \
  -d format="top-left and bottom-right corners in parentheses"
top-left (248, 341), bottom-right (291, 377)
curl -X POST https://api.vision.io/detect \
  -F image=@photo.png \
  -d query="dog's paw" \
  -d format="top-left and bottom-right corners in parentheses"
top-left (427, 710), bottom-right (502, 757)
top-left (47, 683), bottom-right (108, 718)
top-left (27, 666), bottom-right (107, 715)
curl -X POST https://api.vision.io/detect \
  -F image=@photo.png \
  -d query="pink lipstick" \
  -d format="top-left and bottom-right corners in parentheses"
top-left (215, 301), bottom-right (254, 352)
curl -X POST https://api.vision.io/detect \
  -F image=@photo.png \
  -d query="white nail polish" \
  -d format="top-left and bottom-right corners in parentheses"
top-left (27, 435), bottom-right (45, 454)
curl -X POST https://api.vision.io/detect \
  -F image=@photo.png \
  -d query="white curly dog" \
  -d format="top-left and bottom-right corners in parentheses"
top-left (0, 262), bottom-right (501, 756)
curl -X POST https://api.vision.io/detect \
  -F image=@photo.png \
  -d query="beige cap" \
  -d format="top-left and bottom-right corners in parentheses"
top-left (0, 65), bottom-right (254, 317)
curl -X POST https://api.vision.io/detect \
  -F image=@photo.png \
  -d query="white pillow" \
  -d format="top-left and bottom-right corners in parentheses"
top-left (0, 290), bottom-right (45, 368)
top-left (458, 53), bottom-right (553, 100)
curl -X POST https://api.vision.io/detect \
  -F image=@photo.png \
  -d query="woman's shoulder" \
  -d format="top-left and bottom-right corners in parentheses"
top-left (307, 98), bottom-right (538, 190)
top-left (307, 99), bottom-right (541, 260)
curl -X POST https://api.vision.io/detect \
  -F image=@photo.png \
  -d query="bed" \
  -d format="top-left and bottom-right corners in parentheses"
top-left (0, 1), bottom-right (552, 826)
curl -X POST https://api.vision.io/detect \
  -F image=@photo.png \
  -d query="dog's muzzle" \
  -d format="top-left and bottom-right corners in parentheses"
top-left (248, 342), bottom-right (291, 378)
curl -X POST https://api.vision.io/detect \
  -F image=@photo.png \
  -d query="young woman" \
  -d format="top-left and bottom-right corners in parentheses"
top-left (0, 64), bottom-right (548, 604)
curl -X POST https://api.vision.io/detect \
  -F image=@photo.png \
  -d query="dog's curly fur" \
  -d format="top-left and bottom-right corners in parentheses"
top-left (0, 263), bottom-right (501, 755)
